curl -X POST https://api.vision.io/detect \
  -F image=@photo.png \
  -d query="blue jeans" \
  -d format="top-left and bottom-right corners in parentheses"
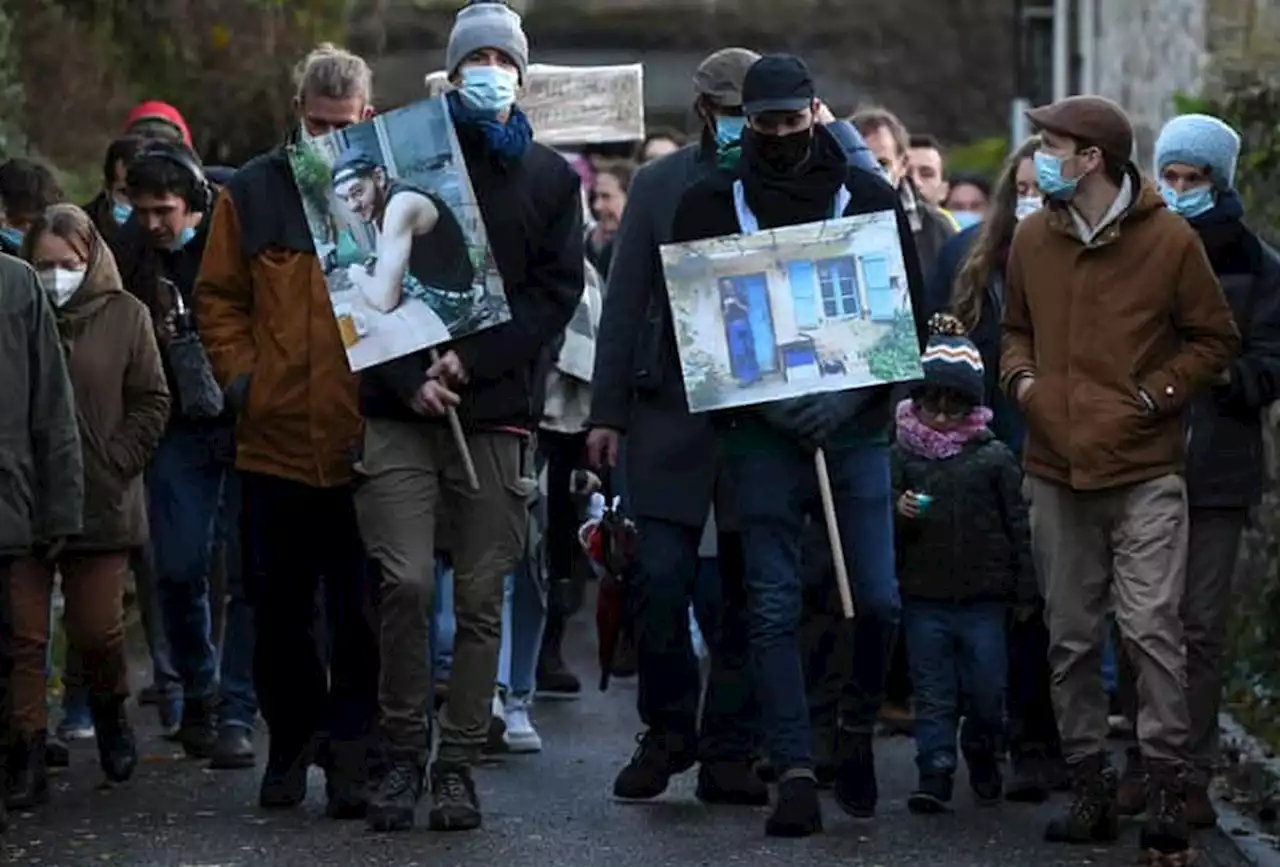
top-left (215, 469), bottom-right (257, 730)
top-left (498, 555), bottom-right (548, 698)
top-left (433, 556), bottom-right (455, 684)
top-left (726, 443), bottom-right (899, 771)
top-left (148, 422), bottom-right (229, 714)
top-left (1101, 613), bottom-right (1118, 696)
top-left (903, 599), bottom-right (1007, 774)
top-left (633, 517), bottom-right (755, 762)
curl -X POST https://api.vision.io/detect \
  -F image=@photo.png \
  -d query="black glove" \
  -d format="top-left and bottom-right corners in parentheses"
top-left (224, 373), bottom-right (252, 414)
top-left (788, 390), bottom-right (875, 446)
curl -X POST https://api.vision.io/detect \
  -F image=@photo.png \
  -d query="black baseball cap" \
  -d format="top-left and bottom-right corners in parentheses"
top-left (742, 54), bottom-right (815, 117)
top-left (331, 147), bottom-right (382, 186)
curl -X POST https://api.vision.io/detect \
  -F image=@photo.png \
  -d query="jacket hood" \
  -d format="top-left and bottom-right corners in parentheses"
top-left (55, 207), bottom-right (126, 327)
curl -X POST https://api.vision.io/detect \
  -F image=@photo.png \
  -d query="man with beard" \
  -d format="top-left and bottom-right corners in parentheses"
top-left (667, 54), bottom-right (926, 837)
top-left (329, 149), bottom-right (475, 324)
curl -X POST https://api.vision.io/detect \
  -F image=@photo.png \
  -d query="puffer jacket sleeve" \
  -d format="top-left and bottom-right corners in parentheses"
top-left (992, 441), bottom-right (1037, 605)
top-left (109, 302), bottom-right (171, 480)
top-left (26, 272), bottom-right (83, 540)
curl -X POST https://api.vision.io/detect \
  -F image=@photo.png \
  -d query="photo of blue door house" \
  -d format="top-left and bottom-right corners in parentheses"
top-left (664, 211), bottom-right (918, 413)
top-left (718, 252), bottom-right (900, 386)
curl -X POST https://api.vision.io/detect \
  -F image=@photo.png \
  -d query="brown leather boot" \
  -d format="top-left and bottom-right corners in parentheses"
top-left (1115, 746), bottom-right (1148, 816)
top-left (1184, 780), bottom-right (1218, 828)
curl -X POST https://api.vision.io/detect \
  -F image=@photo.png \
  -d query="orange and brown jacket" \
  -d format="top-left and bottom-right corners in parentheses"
top-left (195, 147), bottom-right (361, 488)
top-left (1000, 173), bottom-right (1240, 491)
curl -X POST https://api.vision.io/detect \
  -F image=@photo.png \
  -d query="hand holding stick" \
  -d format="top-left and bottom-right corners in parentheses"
top-left (815, 448), bottom-right (856, 620)
top-left (429, 348), bottom-right (480, 491)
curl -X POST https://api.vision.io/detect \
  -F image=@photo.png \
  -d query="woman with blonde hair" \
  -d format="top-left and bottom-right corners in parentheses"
top-left (4, 205), bottom-right (169, 809)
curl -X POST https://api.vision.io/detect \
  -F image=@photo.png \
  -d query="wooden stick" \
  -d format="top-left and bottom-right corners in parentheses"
top-left (814, 448), bottom-right (856, 620)
top-left (430, 348), bottom-right (480, 491)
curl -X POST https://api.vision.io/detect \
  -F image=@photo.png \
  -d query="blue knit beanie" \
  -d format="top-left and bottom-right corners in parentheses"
top-left (446, 0), bottom-right (529, 83)
top-left (1154, 114), bottom-right (1242, 190)
top-left (919, 313), bottom-right (984, 405)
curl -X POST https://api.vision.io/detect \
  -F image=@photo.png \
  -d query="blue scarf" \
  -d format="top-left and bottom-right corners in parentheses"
top-left (447, 91), bottom-right (534, 167)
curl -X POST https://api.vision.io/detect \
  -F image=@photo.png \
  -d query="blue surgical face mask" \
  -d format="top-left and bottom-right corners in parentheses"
top-left (459, 65), bottom-right (519, 117)
top-left (0, 226), bottom-right (23, 250)
top-left (952, 210), bottom-right (983, 229)
top-left (1033, 150), bottom-right (1080, 201)
top-left (714, 116), bottom-right (747, 149)
top-left (170, 225), bottom-right (197, 251)
top-left (112, 201), bottom-right (132, 225)
top-left (1159, 182), bottom-right (1215, 219)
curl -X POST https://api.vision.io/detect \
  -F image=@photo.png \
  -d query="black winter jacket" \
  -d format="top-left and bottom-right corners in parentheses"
top-left (891, 429), bottom-right (1036, 603)
top-left (1184, 198), bottom-right (1280, 509)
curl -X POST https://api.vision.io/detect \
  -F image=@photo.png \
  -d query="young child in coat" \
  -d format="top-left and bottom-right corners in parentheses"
top-left (892, 314), bottom-right (1037, 813)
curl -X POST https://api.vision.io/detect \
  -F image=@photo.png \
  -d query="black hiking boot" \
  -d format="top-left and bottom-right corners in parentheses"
top-left (5, 731), bottom-right (49, 810)
top-left (833, 728), bottom-right (877, 818)
top-left (1116, 745), bottom-right (1148, 816)
top-left (178, 700), bottom-right (218, 760)
top-left (1044, 753), bottom-right (1119, 844)
top-left (967, 752), bottom-right (1003, 805)
top-left (1140, 763), bottom-right (1190, 856)
top-left (259, 741), bottom-right (310, 809)
top-left (427, 762), bottom-right (481, 831)
top-left (612, 730), bottom-right (696, 800)
top-left (209, 727), bottom-right (256, 770)
top-left (765, 775), bottom-right (823, 838)
top-left (89, 696), bottom-right (137, 783)
top-left (908, 771), bottom-right (954, 814)
top-left (367, 758), bottom-right (424, 833)
top-left (696, 759), bottom-right (769, 806)
top-left (1006, 751), bottom-right (1049, 803)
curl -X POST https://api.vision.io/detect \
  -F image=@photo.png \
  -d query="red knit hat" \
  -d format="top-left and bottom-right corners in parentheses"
top-left (124, 101), bottom-right (193, 147)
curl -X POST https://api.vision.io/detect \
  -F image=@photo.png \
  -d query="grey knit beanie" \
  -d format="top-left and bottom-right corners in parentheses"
top-left (446, 1), bottom-right (529, 83)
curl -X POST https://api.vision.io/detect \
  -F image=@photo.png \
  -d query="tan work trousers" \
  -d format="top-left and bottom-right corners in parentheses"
top-left (1027, 474), bottom-right (1191, 766)
top-left (355, 419), bottom-right (533, 766)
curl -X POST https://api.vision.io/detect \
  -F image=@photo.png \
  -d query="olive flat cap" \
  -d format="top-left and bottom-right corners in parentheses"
top-left (1026, 95), bottom-right (1135, 161)
top-left (692, 47), bottom-right (762, 108)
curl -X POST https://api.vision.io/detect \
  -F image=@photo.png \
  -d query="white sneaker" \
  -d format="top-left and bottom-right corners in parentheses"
top-left (503, 696), bottom-right (543, 753)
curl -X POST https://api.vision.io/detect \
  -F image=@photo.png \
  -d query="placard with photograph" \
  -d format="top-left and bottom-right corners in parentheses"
top-left (660, 211), bottom-right (923, 414)
top-left (288, 96), bottom-right (509, 372)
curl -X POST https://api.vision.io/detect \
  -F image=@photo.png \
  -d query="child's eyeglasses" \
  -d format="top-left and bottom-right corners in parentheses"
top-left (916, 389), bottom-right (974, 418)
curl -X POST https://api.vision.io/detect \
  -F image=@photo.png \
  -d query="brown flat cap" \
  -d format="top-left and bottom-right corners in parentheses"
top-left (693, 47), bottom-right (762, 107)
top-left (1026, 95), bottom-right (1134, 161)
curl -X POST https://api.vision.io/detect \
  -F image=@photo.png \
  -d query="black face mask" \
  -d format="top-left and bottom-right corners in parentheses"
top-left (747, 127), bottom-right (815, 173)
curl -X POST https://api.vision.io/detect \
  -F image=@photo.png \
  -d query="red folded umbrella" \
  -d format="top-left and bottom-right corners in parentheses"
top-left (580, 497), bottom-right (637, 691)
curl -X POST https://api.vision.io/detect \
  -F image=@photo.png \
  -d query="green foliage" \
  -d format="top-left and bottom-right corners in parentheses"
top-left (866, 310), bottom-right (923, 383)
top-left (945, 136), bottom-right (1007, 182)
top-left (1226, 481), bottom-right (1280, 745)
top-left (0, 6), bottom-right (25, 158)
top-left (1173, 77), bottom-right (1280, 245)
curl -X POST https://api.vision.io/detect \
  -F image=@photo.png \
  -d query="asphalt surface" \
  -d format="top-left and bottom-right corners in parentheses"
top-left (2, 613), bottom-right (1250, 867)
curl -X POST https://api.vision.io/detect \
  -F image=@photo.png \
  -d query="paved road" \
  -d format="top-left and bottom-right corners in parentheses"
top-left (2, 614), bottom-right (1249, 867)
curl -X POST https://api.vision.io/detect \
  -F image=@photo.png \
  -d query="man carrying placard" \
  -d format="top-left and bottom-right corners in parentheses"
top-left (355, 0), bottom-right (584, 835)
top-left (666, 54), bottom-right (927, 837)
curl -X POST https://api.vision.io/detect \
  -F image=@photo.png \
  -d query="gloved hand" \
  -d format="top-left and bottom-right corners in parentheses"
top-left (784, 390), bottom-right (876, 447)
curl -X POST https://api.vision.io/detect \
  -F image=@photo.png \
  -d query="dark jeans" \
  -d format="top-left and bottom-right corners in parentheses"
top-left (633, 517), bottom-right (755, 761)
top-left (726, 443), bottom-right (900, 772)
top-left (1007, 604), bottom-right (1061, 761)
top-left (903, 599), bottom-right (1007, 774)
top-left (215, 469), bottom-right (257, 730)
top-left (242, 472), bottom-right (378, 755)
top-left (148, 423), bottom-right (228, 711)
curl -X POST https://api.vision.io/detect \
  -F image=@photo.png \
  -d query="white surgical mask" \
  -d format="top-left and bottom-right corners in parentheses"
top-left (39, 267), bottom-right (86, 307)
top-left (1014, 195), bottom-right (1044, 221)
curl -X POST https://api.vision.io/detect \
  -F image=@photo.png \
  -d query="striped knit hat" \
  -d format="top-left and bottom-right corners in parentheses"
top-left (920, 313), bottom-right (984, 405)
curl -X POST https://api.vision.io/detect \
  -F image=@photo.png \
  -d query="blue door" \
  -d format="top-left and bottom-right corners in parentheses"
top-left (733, 274), bottom-right (778, 374)
top-left (786, 261), bottom-right (820, 329)
top-left (862, 254), bottom-right (895, 321)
